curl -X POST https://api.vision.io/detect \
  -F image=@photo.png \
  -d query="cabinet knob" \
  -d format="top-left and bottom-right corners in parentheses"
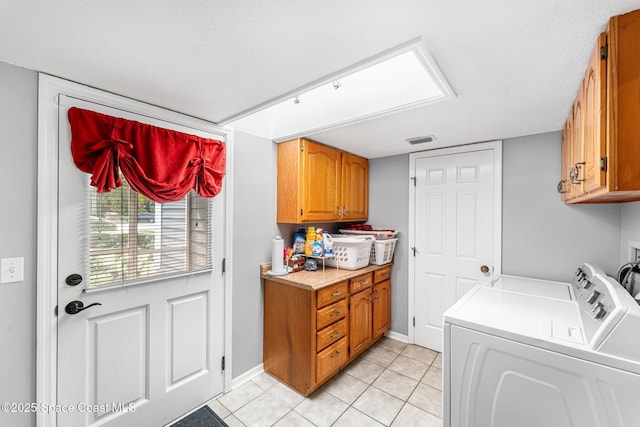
top-left (480, 265), bottom-right (490, 274)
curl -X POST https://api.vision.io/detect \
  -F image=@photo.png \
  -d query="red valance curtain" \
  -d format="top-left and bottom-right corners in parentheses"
top-left (68, 107), bottom-right (226, 203)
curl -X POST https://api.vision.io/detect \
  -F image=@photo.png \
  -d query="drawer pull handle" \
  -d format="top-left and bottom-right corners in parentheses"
top-left (330, 331), bottom-right (341, 338)
top-left (330, 291), bottom-right (341, 297)
top-left (330, 351), bottom-right (341, 359)
top-left (330, 311), bottom-right (341, 317)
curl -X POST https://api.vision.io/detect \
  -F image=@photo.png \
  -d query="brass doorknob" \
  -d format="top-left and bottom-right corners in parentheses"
top-left (480, 265), bottom-right (490, 274)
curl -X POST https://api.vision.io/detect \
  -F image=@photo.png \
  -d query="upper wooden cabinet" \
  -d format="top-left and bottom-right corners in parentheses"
top-left (277, 138), bottom-right (368, 223)
top-left (560, 10), bottom-right (640, 203)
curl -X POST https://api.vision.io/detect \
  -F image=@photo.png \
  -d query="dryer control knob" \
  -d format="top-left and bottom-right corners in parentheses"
top-left (587, 290), bottom-right (601, 304)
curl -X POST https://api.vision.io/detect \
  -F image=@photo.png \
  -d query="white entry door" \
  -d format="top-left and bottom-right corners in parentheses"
top-left (411, 144), bottom-right (501, 351)
top-left (56, 95), bottom-right (225, 427)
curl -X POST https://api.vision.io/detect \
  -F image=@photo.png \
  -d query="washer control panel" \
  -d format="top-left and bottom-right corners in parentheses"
top-left (571, 263), bottom-right (640, 359)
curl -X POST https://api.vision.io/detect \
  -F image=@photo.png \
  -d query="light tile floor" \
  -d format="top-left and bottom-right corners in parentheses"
top-left (208, 337), bottom-right (443, 427)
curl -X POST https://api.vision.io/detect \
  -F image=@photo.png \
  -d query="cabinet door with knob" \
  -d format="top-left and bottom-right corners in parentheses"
top-left (560, 10), bottom-right (640, 203)
top-left (372, 280), bottom-right (390, 340)
top-left (277, 138), bottom-right (368, 223)
top-left (349, 288), bottom-right (373, 357)
top-left (341, 152), bottom-right (368, 221)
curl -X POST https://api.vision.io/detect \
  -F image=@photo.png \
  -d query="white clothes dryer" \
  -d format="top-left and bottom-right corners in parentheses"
top-left (443, 263), bottom-right (640, 427)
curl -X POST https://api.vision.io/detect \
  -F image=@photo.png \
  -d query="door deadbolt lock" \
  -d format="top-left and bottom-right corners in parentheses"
top-left (65, 274), bottom-right (83, 286)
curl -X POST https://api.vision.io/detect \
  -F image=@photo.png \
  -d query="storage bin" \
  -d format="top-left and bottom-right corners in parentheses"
top-left (324, 236), bottom-right (373, 270)
top-left (370, 238), bottom-right (398, 265)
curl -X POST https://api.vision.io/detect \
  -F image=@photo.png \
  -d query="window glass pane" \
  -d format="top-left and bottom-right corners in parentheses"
top-left (87, 177), bottom-right (212, 288)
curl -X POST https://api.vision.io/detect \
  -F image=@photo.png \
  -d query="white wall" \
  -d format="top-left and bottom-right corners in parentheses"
top-left (0, 62), bottom-right (37, 427)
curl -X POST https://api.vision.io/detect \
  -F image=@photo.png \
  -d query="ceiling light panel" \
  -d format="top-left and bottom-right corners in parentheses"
top-left (227, 44), bottom-right (455, 141)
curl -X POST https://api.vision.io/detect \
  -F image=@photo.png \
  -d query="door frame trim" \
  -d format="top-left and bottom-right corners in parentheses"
top-left (36, 74), bottom-right (233, 427)
top-left (407, 141), bottom-right (502, 344)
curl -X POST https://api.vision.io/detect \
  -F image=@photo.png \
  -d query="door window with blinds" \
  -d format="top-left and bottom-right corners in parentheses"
top-left (87, 175), bottom-right (212, 288)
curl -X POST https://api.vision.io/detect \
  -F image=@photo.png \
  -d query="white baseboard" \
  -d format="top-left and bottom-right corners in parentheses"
top-left (230, 363), bottom-right (264, 390)
top-left (385, 330), bottom-right (410, 343)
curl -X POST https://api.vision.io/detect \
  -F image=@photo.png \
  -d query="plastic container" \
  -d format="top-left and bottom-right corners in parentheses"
top-left (325, 236), bottom-right (373, 270)
top-left (293, 227), bottom-right (306, 255)
top-left (312, 235), bottom-right (324, 257)
top-left (323, 231), bottom-right (333, 256)
top-left (305, 226), bottom-right (316, 256)
top-left (370, 238), bottom-right (398, 265)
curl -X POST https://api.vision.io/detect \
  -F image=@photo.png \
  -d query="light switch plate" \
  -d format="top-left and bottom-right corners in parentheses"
top-left (1, 257), bottom-right (24, 284)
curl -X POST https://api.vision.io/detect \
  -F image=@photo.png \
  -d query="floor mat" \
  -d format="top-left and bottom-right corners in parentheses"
top-left (170, 405), bottom-right (228, 427)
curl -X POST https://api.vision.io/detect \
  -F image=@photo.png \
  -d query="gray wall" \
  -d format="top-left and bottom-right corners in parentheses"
top-left (231, 131), bottom-right (280, 378)
top-left (369, 154), bottom-right (410, 335)
top-left (620, 202), bottom-right (640, 266)
top-left (0, 62), bottom-right (37, 427)
top-left (502, 132), bottom-right (621, 280)
top-left (366, 131), bottom-right (623, 338)
top-left (0, 59), bottom-right (633, 425)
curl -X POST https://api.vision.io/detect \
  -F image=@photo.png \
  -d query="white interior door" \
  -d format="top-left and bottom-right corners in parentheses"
top-left (412, 145), bottom-right (500, 351)
top-left (56, 96), bottom-right (225, 427)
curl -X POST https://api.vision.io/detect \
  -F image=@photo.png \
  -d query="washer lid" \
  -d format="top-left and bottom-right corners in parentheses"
top-left (445, 285), bottom-right (583, 345)
top-left (490, 275), bottom-right (572, 301)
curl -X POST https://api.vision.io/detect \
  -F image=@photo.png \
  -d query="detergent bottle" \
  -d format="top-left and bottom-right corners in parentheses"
top-left (293, 227), bottom-right (306, 255)
top-left (323, 231), bottom-right (333, 256)
top-left (305, 226), bottom-right (316, 256)
top-left (312, 228), bottom-right (324, 257)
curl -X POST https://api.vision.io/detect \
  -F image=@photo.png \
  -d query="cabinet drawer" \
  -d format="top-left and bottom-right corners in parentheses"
top-left (350, 272), bottom-right (373, 293)
top-left (316, 300), bottom-right (347, 330)
top-left (316, 318), bottom-right (348, 352)
top-left (316, 281), bottom-right (348, 309)
top-left (374, 267), bottom-right (391, 283)
top-left (316, 337), bottom-right (348, 383)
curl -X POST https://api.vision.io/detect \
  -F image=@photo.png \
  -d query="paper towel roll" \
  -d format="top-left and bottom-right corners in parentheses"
top-left (271, 235), bottom-right (285, 274)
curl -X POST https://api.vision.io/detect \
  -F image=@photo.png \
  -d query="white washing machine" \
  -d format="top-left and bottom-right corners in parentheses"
top-left (443, 263), bottom-right (640, 427)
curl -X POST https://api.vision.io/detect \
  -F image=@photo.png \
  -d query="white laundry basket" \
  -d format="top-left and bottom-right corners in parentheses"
top-left (370, 238), bottom-right (398, 265)
top-left (324, 236), bottom-right (373, 270)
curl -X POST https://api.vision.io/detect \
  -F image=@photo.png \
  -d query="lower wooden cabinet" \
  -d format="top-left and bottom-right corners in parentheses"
top-left (349, 289), bottom-right (373, 357)
top-left (263, 264), bottom-right (392, 396)
top-left (373, 280), bottom-right (391, 340)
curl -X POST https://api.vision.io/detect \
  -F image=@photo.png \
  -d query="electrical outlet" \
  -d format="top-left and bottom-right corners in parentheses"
top-left (1, 257), bottom-right (24, 284)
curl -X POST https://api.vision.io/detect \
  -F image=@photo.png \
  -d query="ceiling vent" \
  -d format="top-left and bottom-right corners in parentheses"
top-left (406, 135), bottom-right (436, 145)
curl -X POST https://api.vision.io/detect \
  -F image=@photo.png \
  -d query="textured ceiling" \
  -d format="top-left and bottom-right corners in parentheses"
top-left (2, 0), bottom-right (640, 158)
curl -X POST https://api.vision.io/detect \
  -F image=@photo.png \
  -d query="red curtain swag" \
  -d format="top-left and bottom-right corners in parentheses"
top-left (68, 107), bottom-right (226, 203)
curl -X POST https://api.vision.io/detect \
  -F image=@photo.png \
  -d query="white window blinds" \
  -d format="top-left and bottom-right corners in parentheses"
top-left (87, 176), bottom-right (212, 288)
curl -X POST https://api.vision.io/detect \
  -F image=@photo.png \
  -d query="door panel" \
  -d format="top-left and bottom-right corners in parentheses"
top-left (56, 95), bottom-right (225, 427)
top-left (168, 292), bottom-right (209, 385)
top-left (414, 149), bottom-right (495, 351)
top-left (90, 307), bottom-right (148, 424)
